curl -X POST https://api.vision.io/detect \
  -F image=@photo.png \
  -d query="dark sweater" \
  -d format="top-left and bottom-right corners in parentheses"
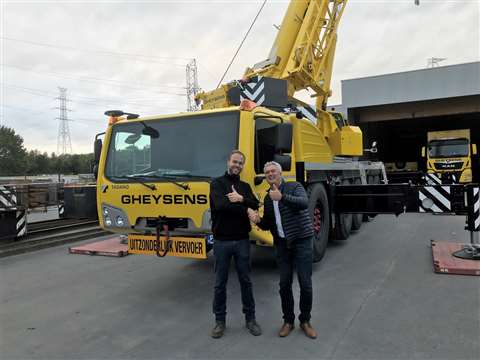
top-left (257, 180), bottom-right (314, 247)
top-left (209, 172), bottom-right (259, 241)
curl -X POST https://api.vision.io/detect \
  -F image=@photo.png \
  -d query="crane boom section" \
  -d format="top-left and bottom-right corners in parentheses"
top-left (247, 0), bottom-right (347, 106)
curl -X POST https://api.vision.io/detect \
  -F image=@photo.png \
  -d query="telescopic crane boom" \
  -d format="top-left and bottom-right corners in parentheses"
top-left (196, 0), bottom-right (360, 157)
top-left (197, 0), bottom-right (346, 111)
top-left (245, 0), bottom-right (347, 111)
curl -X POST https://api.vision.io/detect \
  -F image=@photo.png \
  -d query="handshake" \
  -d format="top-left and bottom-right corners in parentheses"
top-left (247, 208), bottom-right (261, 224)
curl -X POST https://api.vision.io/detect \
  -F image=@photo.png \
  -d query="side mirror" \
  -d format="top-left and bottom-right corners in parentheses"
top-left (421, 146), bottom-right (426, 157)
top-left (274, 123), bottom-right (293, 153)
top-left (142, 126), bottom-right (159, 138)
top-left (274, 154), bottom-right (291, 171)
top-left (94, 138), bottom-right (102, 164)
top-left (364, 140), bottom-right (378, 154)
top-left (141, 122), bottom-right (159, 138)
top-left (472, 144), bottom-right (477, 155)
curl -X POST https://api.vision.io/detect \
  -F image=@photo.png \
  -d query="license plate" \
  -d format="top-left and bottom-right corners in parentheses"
top-left (128, 234), bottom-right (207, 259)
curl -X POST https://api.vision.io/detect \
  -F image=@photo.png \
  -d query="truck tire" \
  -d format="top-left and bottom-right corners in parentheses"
top-left (363, 175), bottom-right (374, 222)
top-left (363, 174), bottom-right (379, 222)
top-left (351, 178), bottom-right (363, 231)
top-left (334, 179), bottom-right (353, 240)
top-left (308, 183), bottom-right (330, 263)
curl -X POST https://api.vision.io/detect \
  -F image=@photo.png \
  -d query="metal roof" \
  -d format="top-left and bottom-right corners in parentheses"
top-left (341, 62), bottom-right (480, 109)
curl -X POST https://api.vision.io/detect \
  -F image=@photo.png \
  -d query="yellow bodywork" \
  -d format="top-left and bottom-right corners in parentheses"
top-left (425, 129), bottom-right (473, 183)
top-left (97, 106), bottom-right (336, 257)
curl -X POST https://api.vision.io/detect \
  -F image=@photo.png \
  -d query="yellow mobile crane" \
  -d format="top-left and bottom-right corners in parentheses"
top-left (94, 0), bottom-right (386, 262)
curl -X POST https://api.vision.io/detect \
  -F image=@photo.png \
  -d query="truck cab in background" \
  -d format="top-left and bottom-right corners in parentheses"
top-left (422, 129), bottom-right (477, 184)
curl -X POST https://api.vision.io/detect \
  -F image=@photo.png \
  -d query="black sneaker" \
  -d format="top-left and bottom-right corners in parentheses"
top-left (211, 321), bottom-right (225, 339)
top-left (246, 319), bottom-right (262, 336)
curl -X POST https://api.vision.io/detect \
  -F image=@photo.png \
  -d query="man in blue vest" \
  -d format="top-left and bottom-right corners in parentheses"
top-left (248, 161), bottom-right (317, 339)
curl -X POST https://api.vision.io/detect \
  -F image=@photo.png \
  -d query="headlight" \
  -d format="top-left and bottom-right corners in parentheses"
top-left (102, 203), bottom-right (130, 228)
top-left (115, 216), bottom-right (125, 227)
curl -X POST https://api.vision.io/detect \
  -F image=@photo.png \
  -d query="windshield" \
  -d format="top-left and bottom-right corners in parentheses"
top-left (428, 138), bottom-right (469, 158)
top-left (105, 111), bottom-right (239, 180)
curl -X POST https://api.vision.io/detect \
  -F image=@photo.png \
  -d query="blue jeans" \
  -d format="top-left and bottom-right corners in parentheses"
top-left (213, 240), bottom-right (255, 323)
top-left (275, 236), bottom-right (313, 324)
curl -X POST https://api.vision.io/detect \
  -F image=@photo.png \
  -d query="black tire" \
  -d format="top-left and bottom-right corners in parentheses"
top-left (307, 183), bottom-right (330, 263)
top-left (363, 175), bottom-right (374, 222)
top-left (363, 174), bottom-right (380, 222)
top-left (351, 178), bottom-right (363, 231)
top-left (334, 179), bottom-right (353, 240)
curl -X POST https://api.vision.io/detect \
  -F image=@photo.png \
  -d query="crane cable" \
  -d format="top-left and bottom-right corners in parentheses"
top-left (216, 0), bottom-right (268, 88)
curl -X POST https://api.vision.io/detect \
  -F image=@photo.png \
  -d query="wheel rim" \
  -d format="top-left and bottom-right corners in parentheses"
top-left (313, 206), bottom-right (322, 233)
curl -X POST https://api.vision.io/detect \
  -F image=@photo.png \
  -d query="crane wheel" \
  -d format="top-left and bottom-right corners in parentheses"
top-left (307, 183), bottom-right (330, 263)
top-left (334, 179), bottom-right (353, 240)
top-left (351, 178), bottom-right (363, 231)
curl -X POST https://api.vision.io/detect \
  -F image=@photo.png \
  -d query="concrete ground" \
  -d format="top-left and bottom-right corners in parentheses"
top-left (0, 214), bottom-right (479, 360)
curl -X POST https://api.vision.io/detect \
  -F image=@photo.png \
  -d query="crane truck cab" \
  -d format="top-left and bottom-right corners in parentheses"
top-left (94, 106), bottom-right (299, 258)
top-left (93, 102), bottom-right (384, 262)
top-left (422, 129), bottom-right (477, 184)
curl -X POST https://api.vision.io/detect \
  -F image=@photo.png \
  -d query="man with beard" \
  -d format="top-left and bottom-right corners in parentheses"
top-left (209, 150), bottom-right (262, 338)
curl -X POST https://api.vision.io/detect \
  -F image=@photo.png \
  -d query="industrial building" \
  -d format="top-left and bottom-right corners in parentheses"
top-left (329, 62), bottom-right (480, 179)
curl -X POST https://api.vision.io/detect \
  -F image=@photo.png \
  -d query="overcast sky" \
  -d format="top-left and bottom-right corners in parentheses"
top-left (1, 0), bottom-right (479, 154)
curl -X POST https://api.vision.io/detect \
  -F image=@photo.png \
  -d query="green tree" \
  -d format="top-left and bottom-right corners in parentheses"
top-left (0, 125), bottom-right (27, 175)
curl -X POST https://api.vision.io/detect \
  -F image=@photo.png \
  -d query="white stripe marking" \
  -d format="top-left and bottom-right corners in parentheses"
top-left (423, 186), bottom-right (450, 210)
top-left (255, 94), bottom-right (265, 105)
top-left (16, 215), bottom-right (25, 230)
top-left (419, 192), bottom-right (433, 212)
top-left (243, 82), bottom-right (265, 100)
top-left (0, 196), bottom-right (11, 207)
top-left (426, 173), bottom-right (441, 185)
top-left (298, 106), bottom-right (317, 122)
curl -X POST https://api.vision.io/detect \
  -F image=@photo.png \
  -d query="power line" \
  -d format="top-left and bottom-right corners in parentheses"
top-left (0, 104), bottom-right (49, 115)
top-left (216, 0), bottom-right (267, 88)
top-left (2, 83), bottom-right (181, 107)
top-left (1, 64), bottom-right (186, 93)
top-left (1, 36), bottom-right (192, 64)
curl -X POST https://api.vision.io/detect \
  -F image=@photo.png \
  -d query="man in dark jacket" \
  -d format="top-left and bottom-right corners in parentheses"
top-left (209, 150), bottom-right (262, 339)
top-left (248, 161), bottom-right (317, 339)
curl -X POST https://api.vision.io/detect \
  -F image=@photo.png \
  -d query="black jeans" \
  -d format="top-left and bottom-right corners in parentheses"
top-left (275, 236), bottom-right (313, 324)
top-left (213, 239), bottom-right (255, 323)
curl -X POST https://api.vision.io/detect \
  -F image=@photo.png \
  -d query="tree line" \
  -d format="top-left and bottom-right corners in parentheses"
top-left (0, 125), bottom-right (94, 176)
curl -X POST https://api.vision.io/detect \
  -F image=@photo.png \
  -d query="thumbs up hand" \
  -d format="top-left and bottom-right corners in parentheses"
top-left (226, 185), bottom-right (244, 203)
top-left (269, 183), bottom-right (282, 201)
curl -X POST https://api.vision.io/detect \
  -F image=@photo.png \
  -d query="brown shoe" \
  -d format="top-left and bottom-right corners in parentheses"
top-left (300, 322), bottom-right (317, 339)
top-left (278, 322), bottom-right (294, 337)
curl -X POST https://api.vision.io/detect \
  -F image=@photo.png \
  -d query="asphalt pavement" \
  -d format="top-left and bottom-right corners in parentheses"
top-left (1, 214), bottom-right (479, 360)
